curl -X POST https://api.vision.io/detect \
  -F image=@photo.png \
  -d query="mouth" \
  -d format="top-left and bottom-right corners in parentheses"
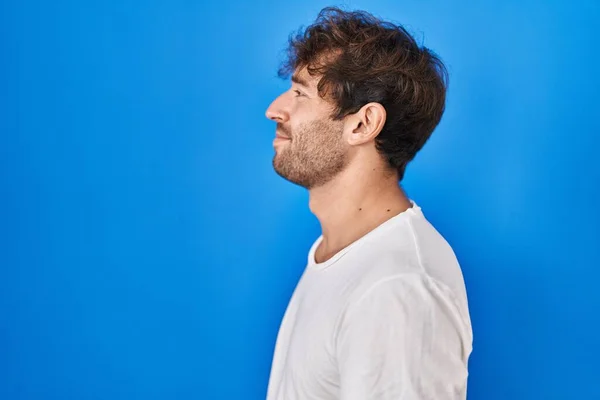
top-left (275, 129), bottom-right (291, 139)
top-left (273, 133), bottom-right (291, 146)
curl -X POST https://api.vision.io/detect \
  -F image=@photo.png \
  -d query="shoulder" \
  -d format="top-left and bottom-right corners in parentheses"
top-left (336, 273), bottom-right (472, 351)
top-left (349, 273), bottom-right (458, 315)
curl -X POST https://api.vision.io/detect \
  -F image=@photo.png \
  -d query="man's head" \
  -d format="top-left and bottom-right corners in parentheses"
top-left (266, 7), bottom-right (448, 189)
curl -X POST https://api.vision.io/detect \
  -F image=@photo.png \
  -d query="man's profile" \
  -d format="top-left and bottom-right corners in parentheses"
top-left (265, 7), bottom-right (472, 400)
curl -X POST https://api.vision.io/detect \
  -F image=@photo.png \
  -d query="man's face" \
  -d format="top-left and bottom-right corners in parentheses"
top-left (265, 68), bottom-right (348, 189)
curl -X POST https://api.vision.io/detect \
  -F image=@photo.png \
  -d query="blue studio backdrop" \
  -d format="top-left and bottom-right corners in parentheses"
top-left (1, 0), bottom-right (599, 399)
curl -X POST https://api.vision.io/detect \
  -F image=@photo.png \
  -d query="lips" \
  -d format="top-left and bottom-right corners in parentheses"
top-left (276, 124), bottom-right (291, 139)
top-left (273, 132), bottom-right (291, 147)
top-left (275, 132), bottom-right (291, 140)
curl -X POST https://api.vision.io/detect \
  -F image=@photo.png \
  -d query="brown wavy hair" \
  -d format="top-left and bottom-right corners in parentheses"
top-left (278, 7), bottom-right (449, 181)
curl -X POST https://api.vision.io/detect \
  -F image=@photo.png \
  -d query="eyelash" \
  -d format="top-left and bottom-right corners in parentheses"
top-left (293, 89), bottom-right (304, 97)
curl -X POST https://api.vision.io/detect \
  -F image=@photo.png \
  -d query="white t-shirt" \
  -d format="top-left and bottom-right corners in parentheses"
top-left (266, 200), bottom-right (473, 400)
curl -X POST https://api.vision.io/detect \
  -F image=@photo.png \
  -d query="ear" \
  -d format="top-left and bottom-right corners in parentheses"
top-left (345, 102), bottom-right (387, 146)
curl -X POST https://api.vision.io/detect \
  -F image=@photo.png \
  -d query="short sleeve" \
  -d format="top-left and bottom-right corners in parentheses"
top-left (335, 274), bottom-right (471, 400)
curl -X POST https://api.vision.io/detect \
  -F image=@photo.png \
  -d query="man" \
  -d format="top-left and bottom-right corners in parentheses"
top-left (264, 7), bottom-right (472, 400)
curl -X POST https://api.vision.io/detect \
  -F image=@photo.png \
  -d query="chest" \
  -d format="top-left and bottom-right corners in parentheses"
top-left (273, 272), bottom-right (348, 390)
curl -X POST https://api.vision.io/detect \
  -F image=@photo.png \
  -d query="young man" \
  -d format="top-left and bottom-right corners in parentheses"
top-left (265, 7), bottom-right (472, 400)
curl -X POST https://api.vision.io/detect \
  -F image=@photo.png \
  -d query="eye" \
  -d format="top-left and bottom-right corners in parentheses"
top-left (293, 89), bottom-right (305, 97)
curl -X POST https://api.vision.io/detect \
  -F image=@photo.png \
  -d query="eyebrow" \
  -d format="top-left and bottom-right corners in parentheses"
top-left (291, 74), bottom-right (310, 88)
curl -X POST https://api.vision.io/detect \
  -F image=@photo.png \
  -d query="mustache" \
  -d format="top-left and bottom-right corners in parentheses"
top-left (276, 123), bottom-right (292, 138)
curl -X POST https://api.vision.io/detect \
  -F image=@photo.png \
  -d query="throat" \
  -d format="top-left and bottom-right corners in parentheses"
top-left (314, 240), bottom-right (337, 264)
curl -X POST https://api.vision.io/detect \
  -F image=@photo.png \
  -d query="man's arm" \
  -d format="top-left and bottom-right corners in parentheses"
top-left (336, 273), bottom-right (471, 400)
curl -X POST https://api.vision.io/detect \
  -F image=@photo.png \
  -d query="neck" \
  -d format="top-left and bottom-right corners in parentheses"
top-left (308, 165), bottom-right (412, 263)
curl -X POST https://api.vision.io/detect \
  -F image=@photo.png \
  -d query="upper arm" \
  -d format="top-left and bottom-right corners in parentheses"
top-left (335, 274), bottom-right (470, 400)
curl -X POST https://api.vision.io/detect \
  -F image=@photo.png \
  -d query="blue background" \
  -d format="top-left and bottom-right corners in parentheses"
top-left (1, 0), bottom-right (599, 399)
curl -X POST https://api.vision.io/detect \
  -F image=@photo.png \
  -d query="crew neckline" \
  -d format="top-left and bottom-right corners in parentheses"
top-left (307, 200), bottom-right (422, 271)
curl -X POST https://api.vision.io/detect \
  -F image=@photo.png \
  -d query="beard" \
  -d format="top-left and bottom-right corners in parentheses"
top-left (272, 117), bottom-right (348, 189)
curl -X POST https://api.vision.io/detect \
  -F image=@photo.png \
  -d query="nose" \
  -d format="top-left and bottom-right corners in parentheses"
top-left (265, 93), bottom-right (289, 123)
